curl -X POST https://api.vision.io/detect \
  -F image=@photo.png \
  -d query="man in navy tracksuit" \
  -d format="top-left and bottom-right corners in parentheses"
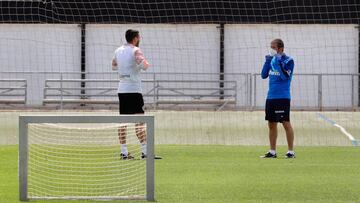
top-left (260, 39), bottom-right (295, 158)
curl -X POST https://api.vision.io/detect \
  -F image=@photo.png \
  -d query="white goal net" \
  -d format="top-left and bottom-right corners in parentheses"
top-left (19, 115), bottom-right (155, 201)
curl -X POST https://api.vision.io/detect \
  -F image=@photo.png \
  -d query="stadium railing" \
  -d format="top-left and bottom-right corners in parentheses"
top-left (42, 76), bottom-right (237, 110)
top-left (252, 73), bottom-right (360, 111)
top-left (0, 79), bottom-right (27, 105)
top-left (0, 72), bottom-right (358, 110)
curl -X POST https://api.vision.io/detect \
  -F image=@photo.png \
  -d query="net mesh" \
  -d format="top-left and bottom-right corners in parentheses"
top-left (27, 123), bottom-right (146, 199)
top-left (2, 1), bottom-right (358, 202)
top-left (0, 1), bottom-right (358, 147)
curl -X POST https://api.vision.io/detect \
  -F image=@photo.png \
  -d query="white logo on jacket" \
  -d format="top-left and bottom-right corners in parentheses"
top-left (269, 70), bottom-right (280, 76)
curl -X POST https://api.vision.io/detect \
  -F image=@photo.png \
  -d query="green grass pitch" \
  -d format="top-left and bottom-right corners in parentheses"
top-left (1, 111), bottom-right (360, 146)
top-left (1, 145), bottom-right (360, 203)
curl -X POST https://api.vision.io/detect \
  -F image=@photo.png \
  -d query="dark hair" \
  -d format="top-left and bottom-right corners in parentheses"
top-left (272, 39), bottom-right (284, 49)
top-left (125, 29), bottom-right (139, 43)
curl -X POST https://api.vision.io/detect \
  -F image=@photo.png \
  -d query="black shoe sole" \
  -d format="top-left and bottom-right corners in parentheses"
top-left (260, 154), bottom-right (277, 158)
top-left (285, 156), bottom-right (296, 158)
top-left (141, 156), bottom-right (163, 160)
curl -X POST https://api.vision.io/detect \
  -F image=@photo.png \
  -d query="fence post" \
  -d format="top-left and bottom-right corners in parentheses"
top-left (318, 74), bottom-right (322, 110)
top-left (253, 74), bottom-right (257, 110)
top-left (60, 73), bottom-right (63, 111)
top-left (153, 73), bottom-right (156, 110)
top-left (24, 79), bottom-right (27, 105)
top-left (351, 74), bottom-right (354, 108)
top-left (219, 23), bottom-right (225, 100)
top-left (234, 79), bottom-right (238, 108)
top-left (248, 73), bottom-right (252, 110)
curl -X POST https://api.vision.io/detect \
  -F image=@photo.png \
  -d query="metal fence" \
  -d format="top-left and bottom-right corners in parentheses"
top-left (0, 71), bottom-right (359, 110)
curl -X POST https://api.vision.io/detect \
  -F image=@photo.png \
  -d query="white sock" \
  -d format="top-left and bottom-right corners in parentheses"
top-left (287, 150), bottom-right (295, 155)
top-left (269, 150), bottom-right (276, 155)
top-left (141, 143), bottom-right (147, 155)
top-left (121, 144), bottom-right (128, 155)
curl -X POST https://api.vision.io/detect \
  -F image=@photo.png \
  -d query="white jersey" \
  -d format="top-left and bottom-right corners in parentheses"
top-left (113, 43), bottom-right (147, 93)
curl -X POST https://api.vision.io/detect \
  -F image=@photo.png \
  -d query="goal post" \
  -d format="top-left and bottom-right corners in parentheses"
top-left (19, 115), bottom-right (155, 201)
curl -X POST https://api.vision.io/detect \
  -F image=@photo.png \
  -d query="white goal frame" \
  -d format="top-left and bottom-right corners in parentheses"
top-left (19, 115), bottom-right (155, 201)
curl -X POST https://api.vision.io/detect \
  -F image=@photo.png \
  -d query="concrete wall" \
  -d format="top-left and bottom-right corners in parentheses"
top-left (0, 24), bottom-right (358, 108)
top-left (86, 24), bottom-right (220, 74)
top-left (225, 24), bottom-right (359, 108)
top-left (85, 24), bottom-right (221, 103)
top-left (0, 24), bottom-right (81, 105)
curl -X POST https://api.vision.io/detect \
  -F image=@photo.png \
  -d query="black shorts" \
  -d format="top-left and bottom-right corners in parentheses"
top-left (118, 93), bottom-right (144, 114)
top-left (265, 99), bottom-right (290, 122)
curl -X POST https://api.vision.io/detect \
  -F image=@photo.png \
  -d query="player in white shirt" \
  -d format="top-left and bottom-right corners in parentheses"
top-left (112, 29), bottom-right (153, 160)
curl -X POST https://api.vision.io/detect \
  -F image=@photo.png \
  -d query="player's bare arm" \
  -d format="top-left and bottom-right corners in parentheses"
top-left (112, 58), bottom-right (118, 70)
top-left (135, 49), bottom-right (150, 70)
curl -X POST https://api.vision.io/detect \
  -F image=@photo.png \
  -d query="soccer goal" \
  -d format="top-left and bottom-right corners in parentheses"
top-left (19, 115), bottom-right (154, 201)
